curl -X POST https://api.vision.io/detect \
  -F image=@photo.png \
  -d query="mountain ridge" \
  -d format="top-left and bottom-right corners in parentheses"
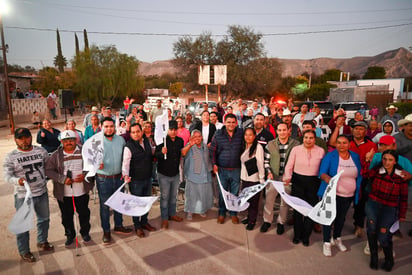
top-left (138, 47), bottom-right (412, 78)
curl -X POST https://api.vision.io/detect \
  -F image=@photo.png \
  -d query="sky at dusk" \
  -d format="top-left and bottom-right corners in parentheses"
top-left (2, 0), bottom-right (412, 69)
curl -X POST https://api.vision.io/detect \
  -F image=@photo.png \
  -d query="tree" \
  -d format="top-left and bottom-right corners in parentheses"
top-left (303, 83), bottom-right (336, 101)
top-left (173, 25), bottom-right (277, 99)
top-left (72, 45), bottom-right (143, 103)
top-left (83, 29), bottom-right (89, 52)
top-left (319, 69), bottom-right (342, 83)
top-left (75, 33), bottom-right (80, 57)
top-left (363, 66), bottom-right (386, 79)
top-left (53, 29), bottom-right (67, 73)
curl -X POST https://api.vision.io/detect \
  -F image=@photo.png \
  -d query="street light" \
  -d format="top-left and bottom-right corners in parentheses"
top-left (0, 0), bottom-right (14, 135)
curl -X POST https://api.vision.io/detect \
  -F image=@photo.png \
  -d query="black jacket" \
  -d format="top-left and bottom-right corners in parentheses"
top-left (125, 137), bottom-right (153, 180)
top-left (155, 136), bottom-right (184, 177)
top-left (190, 121), bottom-right (216, 145)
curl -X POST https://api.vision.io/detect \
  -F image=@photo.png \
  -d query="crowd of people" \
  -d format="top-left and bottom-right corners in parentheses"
top-left (4, 97), bottom-right (411, 272)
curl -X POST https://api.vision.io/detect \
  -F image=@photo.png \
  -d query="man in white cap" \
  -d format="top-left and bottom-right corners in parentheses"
top-left (281, 109), bottom-right (301, 138)
top-left (381, 105), bottom-right (402, 131)
top-left (45, 130), bottom-right (94, 246)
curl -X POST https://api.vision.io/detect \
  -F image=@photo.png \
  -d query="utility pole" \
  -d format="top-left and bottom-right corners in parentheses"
top-left (0, 13), bottom-right (14, 135)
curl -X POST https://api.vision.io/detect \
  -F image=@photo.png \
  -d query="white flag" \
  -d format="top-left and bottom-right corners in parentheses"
top-left (154, 110), bottom-right (169, 146)
top-left (308, 170), bottom-right (343, 226)
top-left (270, 180), bottom-right (313, 216)
top-left (105, 182), bottom-right (158, 217)
top-left (390, 220), bottom-right (399, 233)
top-left (82, 132), bottom-right (104, 180)
top-left (8, 182), bottom-right (35, 235)
top-left (217, 173), bottom-right (268, 212)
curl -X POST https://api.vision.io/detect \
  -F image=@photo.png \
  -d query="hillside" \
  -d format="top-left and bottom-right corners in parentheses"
top-left (138, 47), bottom-right (412, 78)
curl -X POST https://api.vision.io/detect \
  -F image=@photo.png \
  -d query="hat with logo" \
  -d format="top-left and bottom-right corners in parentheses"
top-left (14, 128), bottom-right (31, 139)
top-left (60, 130), bottom-right (76, 140)
top-left (379, 135), bottom-right (396, 145)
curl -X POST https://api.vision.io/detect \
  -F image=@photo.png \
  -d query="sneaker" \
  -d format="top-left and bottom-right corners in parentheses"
top-left (276, 223), bottom-right (285, 235)
top-left (334, 238), bottom-right (347, 252)
top-left (241, 218), bottom-right (249, 225)
top-left (187, 213), bottom-right (193, 220)
top-left (65, 236), bottom-right (75, 246)
top-left (113, 226), bottom-right (133, 235)
top-left (20, 252), bottom-right (36, 262)
top-left (323, 242), bottom-right (332, 257)
top-left (260, 222), bottom-right (271, 233)
top-left (82, 234), bottom-right (91, 243)
top-left (37, 242), bottom-right (54, 251)
top-left (363, 242), bottom-right (370, 255)
top-left (103, 232), bottom-right (111, 244)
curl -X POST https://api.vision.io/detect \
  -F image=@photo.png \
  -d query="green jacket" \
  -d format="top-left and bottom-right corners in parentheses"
top-left (266, 137), bottom-right (300, 180)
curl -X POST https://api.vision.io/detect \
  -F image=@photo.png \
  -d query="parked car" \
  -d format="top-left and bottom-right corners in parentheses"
top-left (334, 102), bottom-right (371, 121)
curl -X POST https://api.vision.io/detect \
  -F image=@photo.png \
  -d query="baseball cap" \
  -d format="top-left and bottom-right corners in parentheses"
top-left (14, 128), bottom-right (31, 139)
top-left (60, 130), bottom-right (76, 140)
top-left (352, 121), bottom-right (368, 129)
top-left (379, 135), bottom-right (396, 145)
top-left (91, 106), bottom-right (99, 112)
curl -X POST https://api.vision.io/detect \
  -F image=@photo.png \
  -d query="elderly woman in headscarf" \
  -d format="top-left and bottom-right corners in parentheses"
top-left (181, 129), bottom-right (213, 220)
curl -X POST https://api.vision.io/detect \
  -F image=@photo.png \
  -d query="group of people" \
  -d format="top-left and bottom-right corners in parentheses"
top-left (4, 98), bottom-right (411, 272)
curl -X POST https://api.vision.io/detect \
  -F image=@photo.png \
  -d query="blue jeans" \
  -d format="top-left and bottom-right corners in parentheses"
top-left (365, 199), bottom-right (397, 247)
top-left (323, 195), bottom-right (353, 242)
top-left (15, 192), bottom-right (50, 255)
top-left (129, 178), bottom-right (152, 229)
top-left (158, 173), bottom-right (180, 220)
top-left (96, 175), bottom-right (124, 232)
top-left (217, 167), bottom-right (241, 217)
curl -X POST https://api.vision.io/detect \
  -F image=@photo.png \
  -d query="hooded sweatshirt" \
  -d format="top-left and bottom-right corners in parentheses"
top-left (372, 120), bottom-right (397, 143)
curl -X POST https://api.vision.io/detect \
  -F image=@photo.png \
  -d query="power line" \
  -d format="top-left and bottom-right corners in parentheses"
top-left (27, 1), bottom-right (412, 16)
top-left (6, 22), bottom-right (412, 37)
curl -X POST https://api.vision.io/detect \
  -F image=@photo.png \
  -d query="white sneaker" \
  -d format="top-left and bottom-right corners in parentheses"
top-left (323, 242), bottom-right (332, 257)
top-left (187, 213), bottom-right (193, 220)
top-left (364, 242), bottom-right (370, 255)
top-left (334, 237), bottom-right (347, 252)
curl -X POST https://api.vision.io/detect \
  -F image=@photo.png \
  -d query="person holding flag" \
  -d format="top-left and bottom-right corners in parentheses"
top-left (155, 120), bottom-right (185, 229)
top-left (122, 123), bottom-right (157, 237)
top-left (283, 130), bottom-right (325, 246)
top-left (95, 117), bottom-right (133, 244)
top-left (45, 130), bottom-right (94, 246)
top-left (4, 128), bottom-right (54, 262)
top-left (318, 135), bottom-right (362, 257)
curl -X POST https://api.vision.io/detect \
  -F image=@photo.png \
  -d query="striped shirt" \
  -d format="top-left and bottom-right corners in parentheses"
top-left (63, 148), bottom-right (85, 197)
top-left (278, 143), bottom-right (288, 176)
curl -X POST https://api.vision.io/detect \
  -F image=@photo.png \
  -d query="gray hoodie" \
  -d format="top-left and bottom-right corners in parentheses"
top-left (372, 120), bottom-right (397, 143)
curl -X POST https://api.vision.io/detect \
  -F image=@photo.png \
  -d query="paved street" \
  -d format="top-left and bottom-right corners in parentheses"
top-left (0, 120), bottom-right (411, 274)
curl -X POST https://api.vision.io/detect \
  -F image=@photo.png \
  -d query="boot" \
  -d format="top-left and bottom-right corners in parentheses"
top-left (381, 243), bottom-right (394, 272)
top-left (367, 233), bottom-right (378, 270)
